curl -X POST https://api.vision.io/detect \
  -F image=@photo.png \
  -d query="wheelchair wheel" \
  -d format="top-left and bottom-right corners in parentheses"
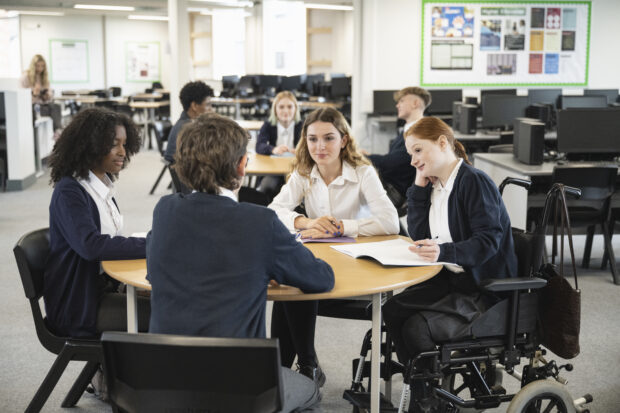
top-left (507, 380), bottom-right (575, 413)
top-left (440, 362), bottom-right (502, 412)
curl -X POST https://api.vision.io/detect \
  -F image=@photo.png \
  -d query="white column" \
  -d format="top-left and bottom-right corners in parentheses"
top-left (168, 0), bottom-right (191, 121)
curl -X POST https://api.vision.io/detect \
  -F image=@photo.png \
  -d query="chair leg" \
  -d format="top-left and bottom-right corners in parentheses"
top-left (149, 164), bottom-right (168, 195)
top-left (582, 225), bottom-right (595, 268)
top-left (61, 361), bottom-right (100, 407)
top-left (602, 220), bottom-right (615, 270)
top-left (25, 347), bottom-right (74, 413)
top-left (602, 222), bottom-right (619, 285)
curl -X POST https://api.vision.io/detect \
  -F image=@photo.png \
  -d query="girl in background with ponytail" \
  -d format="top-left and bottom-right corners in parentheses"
top-left (382, 116), bottom-right (517, 412)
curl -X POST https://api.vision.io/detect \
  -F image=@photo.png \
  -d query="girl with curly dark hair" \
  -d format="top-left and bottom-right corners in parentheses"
top-left (44, 108), bottom-right (150, 338)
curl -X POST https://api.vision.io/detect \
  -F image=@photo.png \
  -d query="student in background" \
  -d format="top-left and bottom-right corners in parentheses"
top-left (366, 87), bottom-right (432, 202)
top-left (268, 107), bottom-right (399, 385)
top-left (255, 91), bottom-right (304, 199)
top-left (382, 117), bottom-right (516, 412)
top-left (21, 54), bottom-right (53, 104)
top-left (163, 80), bottom-right (214, 163)
top-left (256, 91), bottom-right (303, 156)
top-left (147, 113), bottom-right (334, 413)
top-left (44, 108), bottom-right (150, 338)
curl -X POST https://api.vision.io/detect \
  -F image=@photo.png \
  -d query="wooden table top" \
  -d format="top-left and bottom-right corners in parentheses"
top-left (102, 235), bottom-right (441, 301)
top-left (129, 100), bottom-right (170, 109)
top-left (131, 93), bottom-right (164, 100)
top-left (246, 153), bottom-right (294, 176)
top-left (235, 119), bottom-right (264, 131)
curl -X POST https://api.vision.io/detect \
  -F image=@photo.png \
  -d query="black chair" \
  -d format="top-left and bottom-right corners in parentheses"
top-left (109, 86), bottom-right (122, 97)
top-left (550, 165), bottom-right (618, 284)
top-left (13, 228), bottom-right (102, 413)
top-left (102, 332), bottom-right (283, 413)
top-left (149, 121), bottom-right (173, 195)
top-left (253, 96), bottom-right (271, 119)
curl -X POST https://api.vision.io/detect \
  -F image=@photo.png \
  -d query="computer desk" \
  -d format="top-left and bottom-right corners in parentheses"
top-left (474, 153), bottom-right (620, 230)
top-left (102, 235), bottom-right (442, 413)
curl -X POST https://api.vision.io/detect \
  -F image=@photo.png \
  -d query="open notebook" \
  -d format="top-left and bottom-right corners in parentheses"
top-left (331, 238), bottom-right (454, 267)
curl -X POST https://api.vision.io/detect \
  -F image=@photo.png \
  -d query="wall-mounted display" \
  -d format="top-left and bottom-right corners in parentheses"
top-left (421, 1), bottom-right (591, 86)
top-left (49, 39), bottom-right (89, 83)
top-left (126, 41), bottom-right (160, 83)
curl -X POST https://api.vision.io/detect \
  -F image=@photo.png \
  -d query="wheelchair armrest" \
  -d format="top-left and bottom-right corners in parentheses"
top-left (480, 277), bottom-right (547, 292)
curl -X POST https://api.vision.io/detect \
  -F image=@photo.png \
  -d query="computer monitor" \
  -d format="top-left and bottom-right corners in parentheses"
top-left (480, 88), bottom-right (517, 100)
top-left (238, 75), bottom-right (258, 95)
top-left (481, 95), bottom-right (529, 129)
top-left (280, 75), bottom-right (304, 92)
top-left (561, 95), bottom-right (608, 109)
top-left (257, 75), bottom-right (280, 95)
top-left (557, 108), bottom-right (620, 160)
top-left (584, 89), bottom-right (619, 105)
top-left (527, 88), bottom-right (562, 107)
top-left (426, 89), bottom-right (462, 115)
top-left (330, 76), bottom-right (351, 100)
top-left (221, 75), bottom-right (239, 95)
top-left (0, 92), bottom-right (5, 122)
top-left (304, 74), bottom-right (325, 95)
top-left (373, 90), bottom-right (398, 116)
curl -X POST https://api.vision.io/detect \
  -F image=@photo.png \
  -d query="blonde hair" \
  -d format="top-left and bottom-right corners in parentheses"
top-left (293, 107), bottom-right (369, 179)
top-left (405, 116), bottom-right (471, 165)
top-left (27, 54), bottom-right (50, 89)
top-left (268, 91), bottom-right (301, 126)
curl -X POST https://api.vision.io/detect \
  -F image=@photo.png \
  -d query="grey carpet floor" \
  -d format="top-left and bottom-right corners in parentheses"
top-left (1, 149), bottom-right (619, 412)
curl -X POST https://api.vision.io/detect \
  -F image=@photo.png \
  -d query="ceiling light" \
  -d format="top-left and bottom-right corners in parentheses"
top-left (10, 10), bottom-right (65, 16)
top-left (128, 15), bottom-right (168, 21)
top-left (305, 3), bottom-right (353, 11)
top-left (74, 4), bottom-right (135, 11)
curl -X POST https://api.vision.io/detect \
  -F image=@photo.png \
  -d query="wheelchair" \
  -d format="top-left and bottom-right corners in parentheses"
top-left (343, 178), bottom-right (593, 413)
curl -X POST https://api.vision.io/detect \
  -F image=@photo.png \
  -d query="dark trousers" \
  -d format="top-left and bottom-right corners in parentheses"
top-left (271, 301), bottom-right (319, 368)
top-left (96, 293), bottom-right (151, 334)
top-left (383, 269), bottom-right (478, 364)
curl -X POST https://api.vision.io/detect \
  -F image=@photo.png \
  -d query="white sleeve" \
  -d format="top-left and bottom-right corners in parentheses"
top-left (343, 166), bottom-right (400, 237)
top-left (267, 171), bottom-right (306, 231)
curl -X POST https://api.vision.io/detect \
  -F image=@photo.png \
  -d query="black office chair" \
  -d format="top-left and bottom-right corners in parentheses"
top-left (102, 332), bottom-right (283, 413)
top-left (149, 121), bottom-right (173, 195)
top-left (114, 103), bottom-right (135, 119)
top-left (109, 86), bottom-right (122, 97)
top-left (550, 165), bottom-right (618, 284)
top-left (253, 97), bottom-right (271, 120)
top-left (13, 228), bottom-right (102, 413)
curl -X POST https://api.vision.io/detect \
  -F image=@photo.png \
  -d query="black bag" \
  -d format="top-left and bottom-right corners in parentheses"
top-left (536, 183), bottom-right (581, 359)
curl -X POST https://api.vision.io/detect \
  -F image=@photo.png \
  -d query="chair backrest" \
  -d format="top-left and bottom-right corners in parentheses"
top-left (552, 165), bottom-right (617, 210)
top-left (151, 122), bottom-right (166, 156)
top-left (102, 332), bottom-right (283, 413)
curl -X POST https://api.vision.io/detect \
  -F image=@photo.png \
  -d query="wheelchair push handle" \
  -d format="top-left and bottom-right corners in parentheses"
top-left (562, 185), bottom-right (581, 199)
top-left (499, 177), bottom-right (532, 195)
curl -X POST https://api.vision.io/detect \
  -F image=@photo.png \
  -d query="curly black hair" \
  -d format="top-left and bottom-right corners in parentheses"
top-left (179, 81), bottom-right (214, 112)
top-left (48, 107), bottom-right (141, 184)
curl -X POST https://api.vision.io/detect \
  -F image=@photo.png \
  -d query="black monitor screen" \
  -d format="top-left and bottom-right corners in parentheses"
top-left (304, 74), bottom-right (325, 95)
top-left (280, 75), bottom-right (303, 91)
top-left (373, 90), bottom-right (397, 116)
top-left (481, 95), bottom-right (528, 129)
top-left (561, 95), bottom-right (607, 109)
top-left (557, 108), bottom-right (620, 156)
top-left (238, 75), bottom-right (257, 91)
top-left (584, 89), bottom-right (618, 105)
top-left (331, 76), bottom-right (351, 99)
top-left (0, 92), bottom-right (4, 122)
top-left (426, 89), bottom-right (462, 115)
top-left (528, 88), bottom-right (562, 107)
top-left (257, 75), bottom-right (280, 90)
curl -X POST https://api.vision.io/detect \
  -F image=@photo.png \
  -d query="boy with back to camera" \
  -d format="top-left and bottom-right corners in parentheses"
top-left (146, 113), bottom-right (335, 412)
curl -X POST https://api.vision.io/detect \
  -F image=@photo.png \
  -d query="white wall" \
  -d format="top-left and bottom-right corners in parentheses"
top-left (262, 0), bottom-right (306, 75)
top-left (307, 8), bottom-right (354, 76)
top-left (20, 14), bottom-right (105, 92)
top-left (105, 17), bottom-right (170, 95)
top-left (0, 16), bottom-right (21, 78)
top-left (587, 0), bottom-right (620, 88)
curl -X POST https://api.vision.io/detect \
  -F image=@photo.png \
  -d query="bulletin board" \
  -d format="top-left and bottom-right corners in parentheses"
top-left (125, 41), bottom-right (160, 83)
top-left (420, 1), bottom-right (591, 86)
top-left (49, 39), bottom-right (89, 83)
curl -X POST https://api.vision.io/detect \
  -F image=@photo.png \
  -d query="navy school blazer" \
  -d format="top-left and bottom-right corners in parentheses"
top-left (43, 176), bottom-right (146, 337)
top-left (255, 121), bottom-right (303, 155)
top-left (406, 162), bottom-right (517, 286)
top-left (368, 132), bottom-right (417, 199)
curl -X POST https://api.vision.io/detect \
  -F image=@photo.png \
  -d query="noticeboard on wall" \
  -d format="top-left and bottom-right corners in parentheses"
top-left (126, 42), bottom-right (160, 83)
top-left (49, 39), bottom-right (89, 83)
top-left (420, 1), bottom-right (591, 86)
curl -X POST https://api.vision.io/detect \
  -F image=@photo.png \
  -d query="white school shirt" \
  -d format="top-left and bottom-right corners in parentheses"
top-left (429, 158), bottom-right (464, 273)
top-left (218, 187), bottom-right (238, 202)
top-left (268, 162), bottom-right (400, 237)
top-left (78, 171), bottom-right (123, 237)
top-left (276, 122), bottom-right (296, 149)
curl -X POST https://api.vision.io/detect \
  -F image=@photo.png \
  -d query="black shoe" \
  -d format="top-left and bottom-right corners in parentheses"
top-left (297, 363), bottom-right (326, 387)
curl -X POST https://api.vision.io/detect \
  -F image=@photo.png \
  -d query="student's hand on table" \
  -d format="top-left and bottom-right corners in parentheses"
top-left (409, 239), bottom-right (440, 262)
top-left (272, 145), bottom-right (290, 155)
top-left (301, 215), bottom-right (343, 236)
top-left (299, 227), bottom-right (343, 239)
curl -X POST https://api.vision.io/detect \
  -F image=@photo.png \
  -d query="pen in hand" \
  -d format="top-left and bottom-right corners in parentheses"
top-left (415, 236), bottom-right (439, 248)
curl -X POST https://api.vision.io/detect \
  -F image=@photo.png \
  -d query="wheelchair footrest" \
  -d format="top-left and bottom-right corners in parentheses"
top-left (353, 358), bottom-right (404, 381)
top-left (343, 390), bottom-right (398, 412)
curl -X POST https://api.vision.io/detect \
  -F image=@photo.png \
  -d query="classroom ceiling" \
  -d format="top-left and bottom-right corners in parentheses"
top-left (0, 0), bottom-right (353, 16)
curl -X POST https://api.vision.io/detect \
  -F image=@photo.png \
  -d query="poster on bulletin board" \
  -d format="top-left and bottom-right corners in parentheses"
top-left (126, 42), bottom-right (160, 83)
top-left (420, 1), bottom-right (591, 86)
top-left (49, 39), bottom-right (89, 83)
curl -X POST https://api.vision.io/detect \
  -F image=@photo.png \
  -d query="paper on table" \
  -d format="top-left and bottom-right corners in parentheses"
top-left (331, 238), bottom-right (454, 267)
top-left (301, 236), bottom-right (356, 244)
